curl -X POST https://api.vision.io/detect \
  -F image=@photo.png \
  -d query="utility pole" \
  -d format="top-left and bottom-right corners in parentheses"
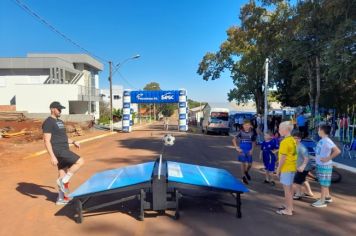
top-left (153, 103), bottom-right (156, 121)
top-left (109, 61), bottom-right (113, 132)
top-left (264, 58), bottom-right (269, 133)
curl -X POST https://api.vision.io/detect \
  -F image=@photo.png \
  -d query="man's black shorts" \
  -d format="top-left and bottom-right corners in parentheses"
top-left (53, 149), bottom-right (80, 170)
top-left (294, 170), bottom-right (309, 185)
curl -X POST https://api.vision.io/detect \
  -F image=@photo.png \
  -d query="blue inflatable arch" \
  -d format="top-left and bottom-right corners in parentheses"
top-left (122, 89), bottom-right (188, 132)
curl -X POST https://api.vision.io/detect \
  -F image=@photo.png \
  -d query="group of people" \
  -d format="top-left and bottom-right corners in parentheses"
top-left (41, 100), bottom-right (344, 213)
top-left (232, 119), bottom-right (341, 216)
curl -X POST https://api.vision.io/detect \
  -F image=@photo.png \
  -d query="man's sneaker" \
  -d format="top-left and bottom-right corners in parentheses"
top-left (57, 178), bottom-right (70, 194)
top-left (242, 176), bottom-right (249, 185)
top-left (56, 198), bottom-right (71, 205)
top-left (293, 194), bottom-right (302, 200)
top-left (245, 172), bottom-right (251, 181)
top-left (312, 200), bottom-right (327, 208)
top-left (325, 197), bottom-right (333, 203)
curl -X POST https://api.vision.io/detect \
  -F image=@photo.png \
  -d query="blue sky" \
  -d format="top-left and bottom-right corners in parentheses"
top-left (0, 0), bottom-right (248, 102)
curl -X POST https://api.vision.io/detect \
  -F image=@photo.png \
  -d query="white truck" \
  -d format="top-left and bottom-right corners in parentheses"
top-left (202, 106), bottom-right (230, 135)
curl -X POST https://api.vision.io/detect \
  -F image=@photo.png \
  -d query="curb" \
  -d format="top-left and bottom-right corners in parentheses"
top-left (23, 131), bottom-right (116, 160)
top-left (333, 161), bottom-right (356, 174)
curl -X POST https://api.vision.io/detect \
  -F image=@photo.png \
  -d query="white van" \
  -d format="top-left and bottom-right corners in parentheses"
top-left (202, 106), bottom-right (230, 135)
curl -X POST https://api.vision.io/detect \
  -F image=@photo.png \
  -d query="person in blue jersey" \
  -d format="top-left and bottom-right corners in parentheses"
top-left (232, 120), bottom-right (257, 184)
top-left (296, 112), bottom-right (307, 138)
top-left (260, 131), bottom-right (279, 185)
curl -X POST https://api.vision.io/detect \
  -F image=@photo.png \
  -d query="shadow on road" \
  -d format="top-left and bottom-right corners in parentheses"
top-left (16, 182), bottom-right (57, 202)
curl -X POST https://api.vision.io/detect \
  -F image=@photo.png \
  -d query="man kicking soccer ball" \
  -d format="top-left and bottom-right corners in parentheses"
top-left (42, 101), bottom-right (84, 205)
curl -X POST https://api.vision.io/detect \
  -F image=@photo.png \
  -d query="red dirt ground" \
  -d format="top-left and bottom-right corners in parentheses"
top-left (0, 122), bottom-right (355, 236)
top-left (0, 118), bottom-right (103, 168)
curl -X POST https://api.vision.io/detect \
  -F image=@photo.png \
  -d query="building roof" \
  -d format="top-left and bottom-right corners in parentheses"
top-left (28, 53), bottom-right (103, 71)
top-left (0, 53), bottom-right (103, 72)
top-left (189, 105), bottom-right (205, 112)
top-left (204, 101), bottom-right (283, 115)
top-left (205, 102), bottom-right (257, 114)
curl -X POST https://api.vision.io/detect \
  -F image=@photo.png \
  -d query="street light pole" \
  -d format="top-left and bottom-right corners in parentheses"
top-left (108, 55), bottom-right (140, 133)
top-left (109, 61), bottom-right (113, 132)
top-left (264, 58), bottom-right (269, 133)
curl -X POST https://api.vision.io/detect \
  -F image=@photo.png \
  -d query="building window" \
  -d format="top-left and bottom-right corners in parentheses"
top-left (114, 95), bottom-right (121, 100)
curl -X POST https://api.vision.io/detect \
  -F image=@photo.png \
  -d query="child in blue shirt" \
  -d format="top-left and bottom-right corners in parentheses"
top-left (260, 131), bottom-right (278, 185)
top-left (232, 120), bottom-right (256, 184)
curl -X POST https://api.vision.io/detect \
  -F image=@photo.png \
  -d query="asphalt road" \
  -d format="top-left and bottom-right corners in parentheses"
top-left (0, 123), bottom-right (355, 236)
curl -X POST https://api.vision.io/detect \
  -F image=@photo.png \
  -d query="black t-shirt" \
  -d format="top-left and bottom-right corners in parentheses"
top-left (42, 117), bottom-right (69, 151)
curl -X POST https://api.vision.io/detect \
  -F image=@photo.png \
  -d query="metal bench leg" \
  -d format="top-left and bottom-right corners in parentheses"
top-left (174, 189), bottom-right (180, 220)
top-left (138, 189), bottom-right (145, 221)
top-left (236, 193), bottom-right (242, 218)
top-left (75, 199), bottom-right (83, 224)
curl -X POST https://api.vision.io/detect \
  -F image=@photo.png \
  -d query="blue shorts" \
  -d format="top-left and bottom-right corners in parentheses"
top-left (238, 151), bottom-right (253, 163)
top-left (317, 164), bottom-right (333, 187)
top-left (280, 172), bottom-right (296, 186)
top-left (263, 152), bottom-right (276, 172)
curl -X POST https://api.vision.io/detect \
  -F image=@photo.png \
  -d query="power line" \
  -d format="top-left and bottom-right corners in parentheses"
top-left (12, 0), bottom-right (108, 63)
top-left (116, 71), bottom-right (139, 90)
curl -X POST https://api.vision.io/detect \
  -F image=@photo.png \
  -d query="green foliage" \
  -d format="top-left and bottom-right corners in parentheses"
top-left (113, 108), bottom-right (122, 120)
top-left (274, 0), bottom-right (356, 113)
top-left (198, 0), bottom-right (355, 114)
top-left (187, 99), bottom-right (205, 108)
top-left (99, 101), bottom-right (111, 118)
top-left (141, 82), bottom-right (161, 116)
top-left (197, 1), bottom-right (291, 114)
top-left (143, 82), bottom-right (161, 91)
top-left (161, 104), bottom-right (175, 117)
top-left (98, 116), bottom-right (110, 125)
top-left (99, 101), bottom-right (111, 124)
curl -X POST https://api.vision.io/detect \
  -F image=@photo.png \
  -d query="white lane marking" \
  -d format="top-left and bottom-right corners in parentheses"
top-left (107, 169), bottom-right (124, 189)
top-left (196, 166), bottom-right (210, 186)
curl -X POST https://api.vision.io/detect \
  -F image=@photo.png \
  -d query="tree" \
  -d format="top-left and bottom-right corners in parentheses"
top-left (143, 82), bottom-right (161, 91)
top-left (274, 0), bottom-right (356, 114)
top-left (187, 99), bottom-right (205, 109)
top-left (198, 0), bottom-right (355, 115)
top-left (161, 104), bottom-right (175, 117)
top-left (197, 1), bottom-right (290, 114)
top-left (99, 101), bottom-right (111, 124)
top-left (143, 82), bottom-right (161, 120)
top-left (113, 108), bottom-right (122, 120)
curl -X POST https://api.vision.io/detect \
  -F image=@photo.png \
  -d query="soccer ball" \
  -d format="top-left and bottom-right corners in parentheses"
top-left (163, 134), bottom-right (175, 146)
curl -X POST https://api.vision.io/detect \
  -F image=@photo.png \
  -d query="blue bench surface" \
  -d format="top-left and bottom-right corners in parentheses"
top-left (167, 161), bottom-right (249, 193)
top-left (70, 162), bottom-right (155, 198)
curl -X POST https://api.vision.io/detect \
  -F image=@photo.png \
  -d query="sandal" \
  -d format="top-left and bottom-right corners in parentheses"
top-left (276, 209), bottom-right (293, 216)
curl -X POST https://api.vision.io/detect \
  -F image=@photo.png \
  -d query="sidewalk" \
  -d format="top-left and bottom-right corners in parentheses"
top-left (333, 139), bottom-right (356, 173)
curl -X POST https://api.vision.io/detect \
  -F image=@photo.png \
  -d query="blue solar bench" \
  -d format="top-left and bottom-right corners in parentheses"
top-left (69, 159), bottom-right (248, 223)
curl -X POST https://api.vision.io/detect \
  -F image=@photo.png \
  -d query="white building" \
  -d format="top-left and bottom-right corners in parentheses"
top-left (0, 53), bottom-right (103, 117)
top-left (189, 105), bottom-right (204, 124)
top-left (100, 85), bottom-right (124, 110)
